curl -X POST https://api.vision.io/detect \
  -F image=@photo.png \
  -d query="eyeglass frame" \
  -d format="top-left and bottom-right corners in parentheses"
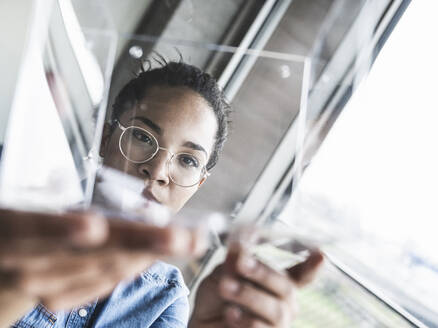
top-left (114, 120), bottom-right (210, 187)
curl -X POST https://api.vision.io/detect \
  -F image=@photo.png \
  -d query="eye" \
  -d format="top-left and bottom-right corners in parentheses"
top-left (178, 154), bottom-right (200, 168)
top-left (132, 128), bottom-right (154, 146)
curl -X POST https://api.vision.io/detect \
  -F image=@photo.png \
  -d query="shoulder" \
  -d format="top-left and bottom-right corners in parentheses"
top-left (111, 260), bottom-right (189, 307)
top-left (141, 261), bottom-right (188, 290)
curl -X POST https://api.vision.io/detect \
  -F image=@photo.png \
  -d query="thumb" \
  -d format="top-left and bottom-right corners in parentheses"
top-left (287, 250), bottom-right (324, 287)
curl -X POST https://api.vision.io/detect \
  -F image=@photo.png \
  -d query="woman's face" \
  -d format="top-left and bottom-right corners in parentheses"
top-left (102, 86), bottom-right (218, 212)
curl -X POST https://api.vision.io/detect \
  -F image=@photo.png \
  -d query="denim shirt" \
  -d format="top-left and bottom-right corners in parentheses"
top-left (13, 261), bottom-right (190, 328)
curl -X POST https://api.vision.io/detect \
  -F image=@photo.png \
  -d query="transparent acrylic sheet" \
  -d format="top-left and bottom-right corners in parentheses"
top-left (93, 31), bottom-right (310, 280)
top-left (0, 0), bottom-right (377, 264)
top-left (67, 0), bottom-right (379, 263)
top-left (276, 2), bottom-right (438, 326)
top-left (259, 0), bottom-right (387, 258)
top-left (286, 0), bottom-right (410, 249)
top-left (0, 0), bottom-right (310, 278)
top-left (0, 0), bottom-right (117, 210)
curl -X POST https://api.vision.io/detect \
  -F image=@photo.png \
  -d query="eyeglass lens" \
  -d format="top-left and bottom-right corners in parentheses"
top-left (120, 127), bottom-right (205, 186)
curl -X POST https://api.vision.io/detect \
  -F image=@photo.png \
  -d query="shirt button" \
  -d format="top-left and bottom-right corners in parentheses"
top-left (78, 308), bottom-right (88, 317)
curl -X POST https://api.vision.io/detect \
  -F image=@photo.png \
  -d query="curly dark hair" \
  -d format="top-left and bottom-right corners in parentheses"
top-left (111, 58), bottom-right (231, 170)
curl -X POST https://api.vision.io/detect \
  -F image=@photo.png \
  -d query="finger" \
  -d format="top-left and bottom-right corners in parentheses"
top-left (219, 276), bottom-right (284, 325)
top-left (0, 209), bottom-right (108, 247)
top-left (287, 250), bottom-right (324, 287)
top-left (234, 254), bottom-right (295, 300)
top-left (0, 221), bottom-right (205, 268)
top-left (10, 250), bottom-right (154, 297)
top-left (0, 247), bottom-right (147, 271)
top-left (204, 263), bottom-right (224, 283)
top-left (190, 226), bottom-right (209, 256)
top-left (191, 265), bottom-right (226, 321)
top-left (223, 240), bottom-right (246, 274)
top-left (37, 251), bottom-right (154, 311)
top-left (0, 223), bottom-right (204, 269)
top-left (0, 249), bottom-right (67, 270)
top-left (0, 269), bottom-right (18, 290)
top-left (224, 305), bottom-right (271, 328)
top-left (106, 220), bottom-right (207, 256)
top-left (0, 288), bottom-right (38, 328)
top-left (188, 318), bottom-right (227, 328)
top-left (41, 273), bottom-right (121, 311)
top-left (0, 237), bottom-right (96, 260)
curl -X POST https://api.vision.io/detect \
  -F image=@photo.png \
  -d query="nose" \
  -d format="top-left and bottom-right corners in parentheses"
top-left (138, 149), bottom-right (170, 185)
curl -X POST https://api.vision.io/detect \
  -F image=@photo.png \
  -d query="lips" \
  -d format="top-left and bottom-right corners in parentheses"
top-left (142, 188), bottom-right (161, 204)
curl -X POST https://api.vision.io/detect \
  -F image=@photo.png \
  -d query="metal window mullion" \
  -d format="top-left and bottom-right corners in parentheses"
top-left (325, 252), bottom-right (429, 328)
top-left (217, 0), bottom-right (278, 89)
top-left (222, 0), bottom-right (294, 101)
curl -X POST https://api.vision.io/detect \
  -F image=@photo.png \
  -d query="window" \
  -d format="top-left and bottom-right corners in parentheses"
top-left (283, 2), bottom-right (438, 326)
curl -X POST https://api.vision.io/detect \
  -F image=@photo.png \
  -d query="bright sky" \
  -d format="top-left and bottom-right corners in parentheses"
top-left (300, 1), bottom-right (438, 257)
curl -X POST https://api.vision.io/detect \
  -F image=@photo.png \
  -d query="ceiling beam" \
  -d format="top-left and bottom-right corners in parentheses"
top-left (108, 0), bottom-right (183, 110)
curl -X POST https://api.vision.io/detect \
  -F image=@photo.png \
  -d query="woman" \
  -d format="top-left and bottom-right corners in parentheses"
top-left (0, 60), bottom-right (322, 327)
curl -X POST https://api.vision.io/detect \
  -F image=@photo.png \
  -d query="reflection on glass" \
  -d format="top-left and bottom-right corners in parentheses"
top-left (0, 0), bottom-right (116, 210)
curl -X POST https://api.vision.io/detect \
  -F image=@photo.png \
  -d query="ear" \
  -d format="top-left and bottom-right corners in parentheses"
top-left (99, 123), bottom-right (112, 158)
top-left (197, 176), bottom-right (207, 188)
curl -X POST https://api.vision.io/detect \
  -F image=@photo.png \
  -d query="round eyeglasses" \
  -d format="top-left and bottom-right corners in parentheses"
top-left (115, 120), bottom-right (209, 187)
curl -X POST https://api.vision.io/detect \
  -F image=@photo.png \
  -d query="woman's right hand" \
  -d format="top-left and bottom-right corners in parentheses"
top-left (0, 208), bottom-right (205, 326)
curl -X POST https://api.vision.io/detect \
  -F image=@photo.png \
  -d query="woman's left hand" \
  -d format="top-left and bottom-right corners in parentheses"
top-left (189, 245), bottom-right (324, 328)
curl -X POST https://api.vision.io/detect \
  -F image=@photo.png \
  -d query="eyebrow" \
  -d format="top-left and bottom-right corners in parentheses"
top-left (129, 116), bottom-right (208, 157)
top-left (130, 116), bottom-right (162, 135)
top-left (183, 141), bottom-right (208, 158)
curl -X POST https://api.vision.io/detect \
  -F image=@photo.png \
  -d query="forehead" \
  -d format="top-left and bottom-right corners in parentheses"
top-left (141, 86), bottom-right (212, 119)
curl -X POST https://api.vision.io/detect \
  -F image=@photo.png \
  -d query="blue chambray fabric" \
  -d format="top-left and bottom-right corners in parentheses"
top-left (13, 261), bottom-right (190, 328)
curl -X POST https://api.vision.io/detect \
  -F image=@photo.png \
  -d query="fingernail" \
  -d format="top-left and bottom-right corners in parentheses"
top-left (174, 229), bottom-right (193, 254)
top-left (225, 305), bottom-right (242, 322)
top-left (221, 277), bottom-right (239, 295)
top-left (70, 213), bottom-right (108, 247)
top-left (191, 228), bottom-right (208, 256)
top-left (155, 227), bottom-right (193, 255)
top-left (240, 256), bottom-right (257, 273)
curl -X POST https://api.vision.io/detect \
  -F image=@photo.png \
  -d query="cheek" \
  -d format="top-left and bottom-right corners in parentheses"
top-left (102, 136), bottom-right (129, 171)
